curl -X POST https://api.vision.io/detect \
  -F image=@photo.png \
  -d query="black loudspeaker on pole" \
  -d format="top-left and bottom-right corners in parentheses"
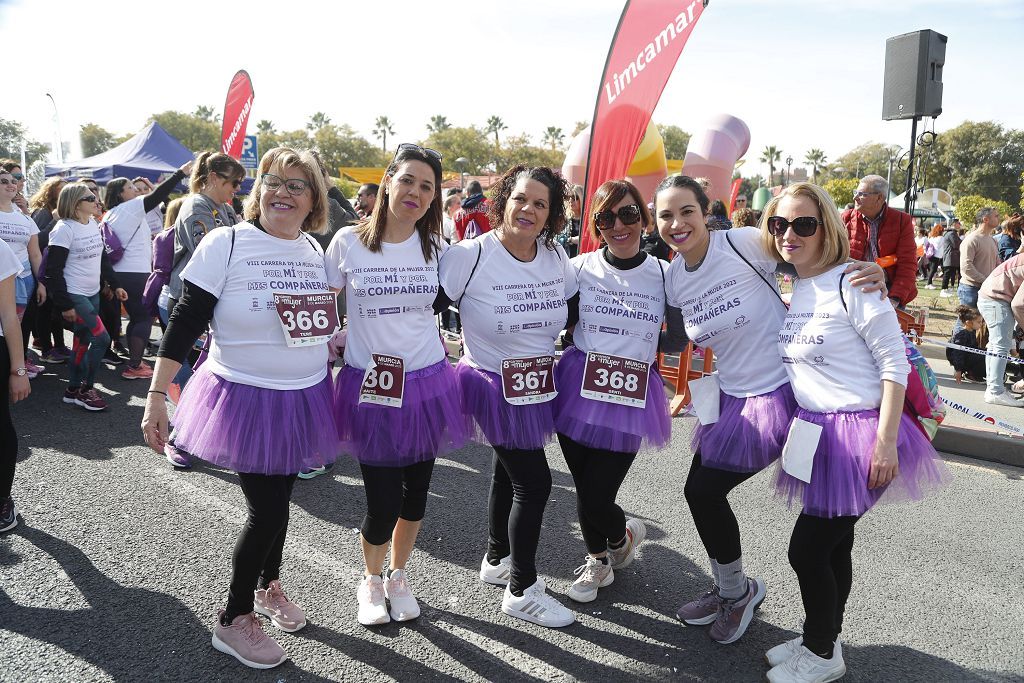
top-left (882, 30), bottom-right (947, 215)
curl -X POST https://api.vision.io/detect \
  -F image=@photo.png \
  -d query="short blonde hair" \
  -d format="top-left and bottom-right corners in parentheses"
top-left (56, 183), bottom-right (93, 220)
top-left (243, 147), bottom-right (328, 234)
top-left (759, 182), bottom-right (850, 269)
top-left (164, 197), bottom-right (184, 228)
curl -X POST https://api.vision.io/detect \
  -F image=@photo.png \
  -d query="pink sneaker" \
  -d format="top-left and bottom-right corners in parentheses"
top-left (25, 361), bottom-right (45, 379)
top-left (121, 362), bottom-right (154, 380)
top-left (254, 580), bottom-right (307, 632)
top-left (211, 611), bottom-right (287, 669)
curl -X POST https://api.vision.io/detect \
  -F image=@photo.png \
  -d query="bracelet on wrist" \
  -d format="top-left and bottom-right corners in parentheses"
top-left (148, 389), bottom-right (167, 397)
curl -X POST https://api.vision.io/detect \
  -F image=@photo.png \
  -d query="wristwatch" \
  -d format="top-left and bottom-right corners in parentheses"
top-left (10, 367), bottom-right (26, 377)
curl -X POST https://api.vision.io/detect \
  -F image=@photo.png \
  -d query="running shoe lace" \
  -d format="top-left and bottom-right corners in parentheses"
top-left (267, 584), bottom-right (287, 609)
top-left (368, 578), bottom-right (385, 603)
top-left (389, 575), bottom-right (411, 596)
top-left (792, 651), bottom-right (817, 673)
top-left (697, 586), bottom-right (719, 606)
top-left (241, 613), bottom-right (267, 646)
top-left (573, 558), bottom-right (601, 582)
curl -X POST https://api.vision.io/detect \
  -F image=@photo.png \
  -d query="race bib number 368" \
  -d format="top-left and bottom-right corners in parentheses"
top-left (580, 352), bottom-right (650, 408)
top-left (501, 356), bottom-right (557, 405)
top-left (274, 292), bottom-right (339, 347)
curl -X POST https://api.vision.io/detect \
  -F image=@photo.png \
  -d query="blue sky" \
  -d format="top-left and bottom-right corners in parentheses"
top-left (2, 0), bottom-right (1021, 177)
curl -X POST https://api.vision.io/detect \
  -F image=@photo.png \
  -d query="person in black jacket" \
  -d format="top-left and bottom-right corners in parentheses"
top-left (939, 222), bottom-right (962, 295)
top-left (946, 305), bottom-right (987, 383)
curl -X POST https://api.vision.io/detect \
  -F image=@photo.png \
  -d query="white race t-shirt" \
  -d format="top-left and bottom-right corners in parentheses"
top-left (440, 232), bottom-right (579, 374)
top-left (780, 264), bottom-right (909, 412)
top-left (181, 223), bottom-right (330, 390)
top-left (572, 250), bottom-right (668, 364)
top-left (48, 218), bottom-right (104, 296)
top-left (326, 226), bottom-right (446, 371)
top-left (0, 239), bottom-right (23, 336)
top-left (0, 206), bottom-right (39, 274)
top-left (665, 226), bottom-right (790, 397)
top-left (103, 197), bottom-right (159, 273)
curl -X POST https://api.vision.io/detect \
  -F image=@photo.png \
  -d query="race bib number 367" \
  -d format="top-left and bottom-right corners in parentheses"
top-left (501, 356), bottom-right (557, 405)
top-left (274, 292), bottom-right (339, 347)
top-left (580, 352), bottom-right (650, 408)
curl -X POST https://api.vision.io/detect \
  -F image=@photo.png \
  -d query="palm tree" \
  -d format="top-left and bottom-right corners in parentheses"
top-left (373, 116), bottom-right (395, 153)
top-left (760, 145), bottom-right (782, 186)
top-left (486, 116), bottom-right (507, 147)
top-left (194, 105), bottom-right (218, 122)
top-left (427, 115), bottom-right (451, 134)
top-left (307, 112), bottom-right (331, 132)
top-left (542, 127), bottom-right (565, 151)
top-left (256, 119), bottom-right (276, 136)
top-left (804, 148), bottom-right (827, 184)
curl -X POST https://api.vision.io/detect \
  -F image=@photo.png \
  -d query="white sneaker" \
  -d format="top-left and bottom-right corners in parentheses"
top-left (479, 554), bottom-right (512, 586)
top-left (501, 578), bottom-right (575, 628)
top-left (925, 284), bottom-right (937, 290)
top-left (356, 574), bottom-right (390, 626)
top-left (767, 642), bottom-right (846, 683)
top-left (767, 637), bottom-right (841, 668)
top-left (383, 569), bottom-right (420, 622)
top-left (607, 519), bottom-right (646, 569)
top-left (567, 555), bottom-right (614, 603)
top-left (984, 390), bottom-right (1024, 407)
top-left (939, 289), bottom-right (952, 297)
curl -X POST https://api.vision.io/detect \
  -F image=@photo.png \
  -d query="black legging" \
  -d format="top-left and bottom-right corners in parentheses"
top-left (924, 257), bottom-right (942, 286)
top-left (788, 513), bottom-right (859, 656)
top-left (683, 450), bottom-right (758, 565)
top-left (32, 296), bottom-right (65, 351)
top-left (118, 272), bottom-right (152, 368)
top-left (558, 434), bottom-right (637, 555)
top-left (0, 338), bottom-right (17, 500)
top-left (99, 292), bottom-right (122, 354)
top-left (19, 291), bottom-right (37, 356)
top-left (224, 473), bottom-right (298, 622)
top-left (941, 266), bottom-right (960, 290)
top-left (359, 459), bottom-right (435, 546)
top-left (487, 446), bottom-right (551, 595)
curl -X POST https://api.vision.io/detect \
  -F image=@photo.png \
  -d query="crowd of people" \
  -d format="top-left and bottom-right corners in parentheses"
top-left (11, 142), bottom-right (1021, 681)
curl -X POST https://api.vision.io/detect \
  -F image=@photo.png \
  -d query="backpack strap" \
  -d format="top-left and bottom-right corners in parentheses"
top-left (837, 272), bottom-right (848, 312)
top-left (457, 240), bottom-right (483, 307)
top-left (724, 232), bottom-right (786, 308)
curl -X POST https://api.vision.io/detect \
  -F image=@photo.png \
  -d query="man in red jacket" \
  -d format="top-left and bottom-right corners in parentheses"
top-left (842, 174), bottom-right (918, 307)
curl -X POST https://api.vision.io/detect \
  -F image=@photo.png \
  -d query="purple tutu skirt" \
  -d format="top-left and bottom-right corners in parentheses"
top-left (334, 359), bottom-right (470, 467)
top-left (172, 365), bottom-right (339, 475)
top-left (692, 382), bottom-right (798, 473)
top-left (774, 408), bottom-right (950, 518)
top-left (455, 358), bottom-right (556, 450)
top-left (553, 346), bottom-right (670, 454)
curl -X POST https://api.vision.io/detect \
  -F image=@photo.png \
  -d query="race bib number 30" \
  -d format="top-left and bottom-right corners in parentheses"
top-left (274, 292), bottom-right (339, 347)
top-left (501, 356), bottom-right (557, 405)
top-left (580, 352), bottom-right (650, 408)
top-left (359, 354), bottom-right (406, 407)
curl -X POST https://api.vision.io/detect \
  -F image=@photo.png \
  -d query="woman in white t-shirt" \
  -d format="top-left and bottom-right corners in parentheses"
top-left (46, 184), bottom-right (127, 412)
top-left (439, 165), bottom-right (579, 629)
top-left (0, 235), bottom-right (31, 534)
top-left (101, 160), bottom-right (192, 379)
top-left (554, 179), bottom-right (686, 604)
top-left (141, 149), bottom-right (339, 670)
top-left (656, 175), bottom-right (886, 646)
top-left (0, 169), bottom-right (45, 378)
top-left (760, 183), bottom-right (947, 682)
top-left (325, 144), bottom-right (469, 626)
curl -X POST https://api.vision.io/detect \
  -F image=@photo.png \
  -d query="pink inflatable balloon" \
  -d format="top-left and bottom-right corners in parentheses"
top-left (624, 171), bottom-right (664, 205)
top-left (680, 114), bottom-right (751, 205)
top-left (562, 126), bottom-right (590, 188)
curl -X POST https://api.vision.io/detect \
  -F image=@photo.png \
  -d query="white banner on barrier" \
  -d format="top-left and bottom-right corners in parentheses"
top-left (919, 337), bottom-right (1024, 365)
top-left (940, 397), bottom-right (1024, 436)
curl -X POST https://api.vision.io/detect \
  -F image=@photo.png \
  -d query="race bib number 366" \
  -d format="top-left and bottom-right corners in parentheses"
top-left (580, 352), bottom-right (650, 408)
top-left (274, 292), bottom-right (339, 347)
top-left (501, 356), bottom-right (557, 405)
top-left (359, 354), bottom-right (405, 407)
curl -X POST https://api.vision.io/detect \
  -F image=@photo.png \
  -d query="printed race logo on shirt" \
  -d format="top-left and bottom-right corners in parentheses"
top-left (274, 292), bottom-right (339, 347)
top-left (580, 352), bottom-right (650, 408)
top-left (501, 356), bottom-right (557, 405)
top-left (360, 354), bottom-right (406, 407)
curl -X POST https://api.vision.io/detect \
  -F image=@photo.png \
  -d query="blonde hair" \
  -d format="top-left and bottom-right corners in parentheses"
top-left (759, 182), bottom-right (850, 269)
top-left (29, 177), bottom-right (66, 213)
top-left (164, 197), bottom-right (184, 228)
top-left (243, 148), bottom-right (328, 234)
top-left (56, 183), bottom-right (93, 220)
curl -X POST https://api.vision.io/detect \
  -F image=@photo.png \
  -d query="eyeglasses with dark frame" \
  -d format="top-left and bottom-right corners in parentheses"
top-left (395, 143), bottom-right (443, 162)
top-left (261, 173), bottom-right (309, 196)
top-left (594, 204), bottom-right (643, 231)
top-left (766, 215), bottom-right (822, 237)
top-left (215, 171), bottom-right (244, 189)
top-left (79, 195), bottom-right (97, 204)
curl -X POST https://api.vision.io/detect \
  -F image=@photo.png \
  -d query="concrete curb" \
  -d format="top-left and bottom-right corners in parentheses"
top-left (933, 424), bottom-right (1024, 469)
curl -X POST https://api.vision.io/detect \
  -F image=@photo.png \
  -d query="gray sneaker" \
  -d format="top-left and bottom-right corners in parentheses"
top-left (709, 577), bottom-right (766, 644)
top-left (567, 555), bottom-right (614, 603)
top-left (0, 496), bottom-right (17, 533)
top-left (676, 585), bottom-right (723, 626)
top-left (608, 519), bottom-right (646, 569)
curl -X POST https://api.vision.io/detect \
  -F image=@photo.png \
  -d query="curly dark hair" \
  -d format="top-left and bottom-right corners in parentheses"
top-left (487, 165), bottom-right (570, 250)
top-left (654, 174), bottom-right (710, 214)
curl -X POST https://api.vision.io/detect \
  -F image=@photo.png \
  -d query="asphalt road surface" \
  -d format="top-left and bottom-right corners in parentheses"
top-left (2, 359), bottom-right (1022, 682)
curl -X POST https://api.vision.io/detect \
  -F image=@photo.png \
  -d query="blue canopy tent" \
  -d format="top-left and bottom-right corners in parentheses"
top-left (45, 121), bottom-right (254, 193)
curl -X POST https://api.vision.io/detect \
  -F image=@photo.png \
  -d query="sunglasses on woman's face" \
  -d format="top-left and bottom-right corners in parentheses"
top-left (767, 215), bottom-right (822, 237)
top-left (215, 171), bottom-right (243, 188)
top-left (79, 196), bottom-right (97, 203)
top-left (594, 204), bottom-right (642, 230)
top-left (395, 143), bottom-right (443, 162)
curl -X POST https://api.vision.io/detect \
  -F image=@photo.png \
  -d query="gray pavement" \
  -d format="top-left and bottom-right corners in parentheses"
top-left (2, 357), bottom-right (1023, 682)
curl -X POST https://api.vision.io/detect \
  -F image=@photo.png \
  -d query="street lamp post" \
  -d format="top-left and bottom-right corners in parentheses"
top-left (455, 157), bottom-right (468, 191)
top-left (45, 92), bottom-right (64, 164)
top-left (885, 145), bottom-right (903, 196)
top-left (785, 156), bottom-right (793, 186)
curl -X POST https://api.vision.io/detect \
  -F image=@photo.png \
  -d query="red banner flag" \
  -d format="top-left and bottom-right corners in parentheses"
top-left (580, 0), bottom-right (708, 253)
top-left (221, 70), bottom-right (254, 160)
top-left (728, 177), bottom-right (742, 214)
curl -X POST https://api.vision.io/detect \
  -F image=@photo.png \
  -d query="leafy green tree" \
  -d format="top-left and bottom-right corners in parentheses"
top-left (256, 119), bottom-right (276, 135)
top-left (932, 121), bottom-right (1024, 208)
top-left (485, 116), bottom-right (507, 147)
top-left (954, 195), bottom-right (1014, 227)
top-left (571, 120), bottom-right (589, 137)
top-left (804, 148), bottom-right (827, 184)
top-left (427, 115), bottom-right (451, 134)
top-left (307, 112), bottom-right (331, 132)
top-left (542, 127), bottom-right (564, 152)
top-left (193, 105), bottom-right (219, 122)
top-left (150, 110), bottom-right (220, 152)
top-left (657, 124), bottom-right (691, 160)
top-left (0, 117), bottom-right (48, 167)
top-left (822, 178), bottom-right (859, 211)
top-left (373, 116), bottom-right (394, 153)
top-left (313, 124), bottom-right (386, 171)
top-left (79, 123), bottom-right (118, 157)
top-left (760, 145), bottom-right (782, 186)
top-left (421, 126), bottom-right (493, 174)
top-left (496, 133), bottom-right (564, 170)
